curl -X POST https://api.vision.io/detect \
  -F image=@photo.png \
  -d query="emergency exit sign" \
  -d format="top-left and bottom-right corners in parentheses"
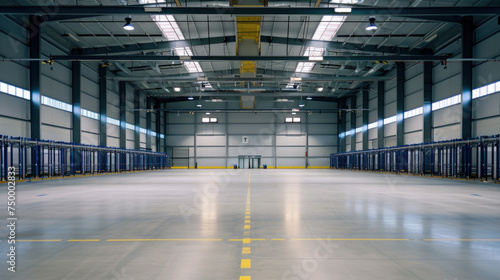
top-left (242, 136), bottom-right (249, 144)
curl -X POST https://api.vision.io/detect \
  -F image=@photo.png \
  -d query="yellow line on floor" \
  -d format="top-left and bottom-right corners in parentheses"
top-left (17, 240), bottom-right (62, 242)
top-left (241, 259), bottom-right (251, 268)
top-left (240, 276), bottom-right (251, 280)
top-left (271, 238), bottom-right (286, 241)
top-left (67, 239), bottom-right (101, 242)
top-left (424, 239), bottom-right (500, 241)
top-left (245, 212), bottom-right (250, 215)
top-left (244, 220), bottom-right (251, 223)
top-left (291, 238), bottom-right (410, 241)
top-left (106, 239), bottom-right (223, 242)
top-left (242, 247), bottom-right (251, 254)
top-left (244, 225), bottom-right (251, 229)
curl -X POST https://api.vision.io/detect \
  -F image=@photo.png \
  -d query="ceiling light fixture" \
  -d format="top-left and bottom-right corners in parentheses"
top-left (123, 16), bottom-right (135, 31)
top-left (306, 96), bottom-right (312, 100)
top-left (335, 8), bottom-right (352, 13)
top-left (206, 112), bottom-right (210, 115)
top-left (366, 16), bottom-right (378, 31)
top-left (317, 87), bottom-right (324, 92)
top-left (308, 56), bottom-right (323, 61)
top-left (292, 112), bottom-right (297, 115)
top-left (174, 87), bottom-right (181, 92)
top-left (188, 96), bottom-right (194, 100)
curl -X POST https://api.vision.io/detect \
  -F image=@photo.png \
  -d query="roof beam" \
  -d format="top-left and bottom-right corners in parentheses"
top-left (73, 35), bottom-right (428, 56)
top-left (110, 76), bottom-right (391, 82)
top-left (51, 54), bottom-right (449, 62)
top-left (2, 6), bottom-right (498, 17)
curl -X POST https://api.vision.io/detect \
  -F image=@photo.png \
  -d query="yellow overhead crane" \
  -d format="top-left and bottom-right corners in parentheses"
top-left (231, 0), bottom-right (267, 108)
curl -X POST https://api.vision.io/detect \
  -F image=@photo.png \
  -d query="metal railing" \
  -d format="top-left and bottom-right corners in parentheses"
top-left (330, 135), bottom-right (500, 181)
top-left (0, 135), bottom-right (170, 181)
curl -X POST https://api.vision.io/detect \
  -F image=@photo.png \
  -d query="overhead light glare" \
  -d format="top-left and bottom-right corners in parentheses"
top-left (335, 8), bottom-right (352, 13)
top-left (206, 112), bottom-right (210, 115)
top-left (290, 77), bottom-right (302, 82)
top-left (306, 96), bottom-right (312, 100)
top-left (196, 104), bottom-right (202, 108)
top-left (424, 34), bottom-right (438, 43)
top-left (317, 87), bottom-right (324, 92)
top-left (174, 87), bottom-right (181, 92)
top-left (188, 96), bottom-right (194, 100)
top-left (308, 56), bottom-right (324, 61)
top-left (123, 17), bottom-right (134, 31)
top-left (291, 112), bottom-right (297, 115)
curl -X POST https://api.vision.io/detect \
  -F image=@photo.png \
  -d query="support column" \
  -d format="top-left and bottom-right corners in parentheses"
top-left (29, 16), bottom-right (42, 140)
top-left (350, 95), bottom-right (357, 151)
top-left (98, 65), bottom-right (107, 147)
top-left (423, 62), bottom-right (433, 143)
top-left (396, 62), bottom-right (405, 146)
top-left (119, 81), bottom-right (127, 149)
top-left (362, 86), bottom-right (369, 151)
top-left (155, 100), bottom-right (161, 152)
top-left (377, 81), bottom-right (385, 148)
top-left (72, 61), bottom-right (81, 144)
top-left (146, 96), bottom-right (152, 151)
top-left (134, 90), bottom-right (141, 150)
top-left (461, 16), bottom-right (473, 139)
top-left (339, 98), bottom-right (346, 153)
top-left (163, 103), bottom-right (167, 153)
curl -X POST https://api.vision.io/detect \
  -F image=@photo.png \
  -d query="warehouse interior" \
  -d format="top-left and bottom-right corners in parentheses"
top-left (0, 0), bottom-right (499, 279)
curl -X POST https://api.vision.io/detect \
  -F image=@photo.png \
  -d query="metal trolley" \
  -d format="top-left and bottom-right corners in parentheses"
top-left (0, 135), bottom-right (171, 181)
top-left (330, 135), bottom-right (500, 182)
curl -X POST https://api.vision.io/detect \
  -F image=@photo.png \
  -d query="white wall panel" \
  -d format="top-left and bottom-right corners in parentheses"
top-left (197, 124), bottom-right (225, 135)
top-left (433, 124), bottom-right (460, 141)
top-left (197, 158), bottom-right (226, 167)
top-left (276, 147), bottom-right (305, 157)
top-left (167, 124), bottom-right (195, 135)
top-left (107, 137), bottom-right (119, 148)
top-left (166, 135), bottom-right (194, 146)
top-left (196, 135), bottom-right (225, 146)
top-left (473, 116), bottom-right (500, 136)
top-left (41, 106), bottom-right (71, 128)
top-left (308, 124), bottom-right (337, 134)
top-left (228, 146), bottom-right (273, 157)
top-left (404, 115), bottom-right (423, 133)
top-left (308, 135), bottom-right (337, 146)
top-left (404, 131), bottom-right (423, 145)
top-left (0, 94), bottom-right (29, 120)
top-left (433, 74), bottom-right (461, 101)
top-left (41, 125), bottom-right (70, 142)
top-left (433, 105), bottom-right (461, 127)
top-left (384, 122), bottom-right (396, 136)
top-left (197, 147), bottom-right (226, 157)
top-left (472, 93), bottom-right (500, 120)
top-left (0, 116), bottom-right (29, 137)
top-left (307, 113), bottom-right (336, 123)
top-left (228, 123), bottom-right (274, 134)
top-left (276, 123), bottom-right (304, 135)
top-left (276, 135), bottom-right (306, 146)
top-left (228, 134), bottom-right (272, 146)
top-left (81, 117), bottom-right (99, 134)
top-left (308, 146), bottom-right (335, 157)
top-left (276, 158), bottom-right (304, 167)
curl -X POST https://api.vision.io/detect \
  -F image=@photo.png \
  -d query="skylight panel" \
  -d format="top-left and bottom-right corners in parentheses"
top-left (312, 16), bottom-right (346, 41)
top-left (295, 62), bottom-right (316, 73)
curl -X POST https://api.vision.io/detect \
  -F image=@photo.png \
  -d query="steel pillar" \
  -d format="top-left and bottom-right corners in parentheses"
top-left (29, 16), bottom-right (42, 140)
top-left (362, 86), bottom-right (369, 151)
top-left (339, 98), bottom-right (347, 153)
top-left (461, 16), bottom-right (473, 139)
top-left (377, 81), bottom-right (385, 148)
top-left (146, 97), bottom-right (152, 151)
top-left (98, 65), bottom-right (107, 147)
top-left (134, 90), bottom-right (141, 150)
top-left (350, 95), bottom-right (357, 151)
top-left (72, 61), bottom-right (81, 144)
top-left (119, 81), bottom-right (127, 149)
top-left (396, 62), bottom-right (405, 146)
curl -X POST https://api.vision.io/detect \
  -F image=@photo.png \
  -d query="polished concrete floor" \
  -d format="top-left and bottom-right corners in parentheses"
top-left (1, 169), bottom-right (499, 280)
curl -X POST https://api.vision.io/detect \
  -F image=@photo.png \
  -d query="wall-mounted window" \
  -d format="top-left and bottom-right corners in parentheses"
top-left (432, 94), bottom-right (461, 111)
top-left (285, 117), bottom-right (301, 123)
top-left (81, 109), bottom-right (99, 120)
top-left (106, 117), bottom-right (120, 126)
top-left (202, 117), bottom-right (218, 123)
top-left (42, 96), bottom-right (72, 112)
top-left (126, 123), bottom-right (135, 130)
top-left (0, 81), bottom-right (30, 100)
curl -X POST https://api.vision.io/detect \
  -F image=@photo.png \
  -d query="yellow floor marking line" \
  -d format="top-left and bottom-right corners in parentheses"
top-left (424, 239), bottom-right (500, 241)
top-left (244, 225), bottom-right (251, 229)
top-left (243, 238), bottom-right (251, 244)
top-left (240, 277), bottom-right (251, 280)
top-left (244, 232), bottom-right (250, 235)
top-left (17, 239), bottom-right (62, 242)
top-left (245, 212), bottom-right (250, 215)
top-left (242, 247), bottom-right (251, 254)
top-left (67, 239), bottom-right (101, 242)
top-left (291, 238), bottom-right (409, 241)
top-left (241, 259), bottom-right (251, 268)
top-left (106, 239), bottom-right (222, 242)
top-left (244, 220), bottom-right (251, 223)
top-left (271, 238), bottom-right (285, 241)
top-left (245, 216), bottom-right (250, 219)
